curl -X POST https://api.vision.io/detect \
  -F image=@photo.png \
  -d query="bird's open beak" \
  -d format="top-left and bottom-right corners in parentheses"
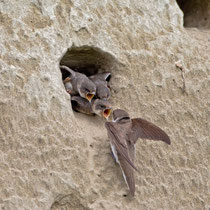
top-left (103, 109), bottom-right (111, 120)
top-left (86, 93), bottom-right (95, 102)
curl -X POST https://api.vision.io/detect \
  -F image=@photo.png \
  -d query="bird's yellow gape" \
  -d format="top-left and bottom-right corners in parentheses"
top-left (103, 109), bottom-right (111, 119)
top-left (86, 93), bottom-right (95, 102)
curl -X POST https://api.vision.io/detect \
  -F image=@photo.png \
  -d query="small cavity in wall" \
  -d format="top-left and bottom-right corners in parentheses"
top-left (60, 45), bottom-right (117, 79)
top-left (176, 0), bottom-right (210, 29)
top-left (59, 45), bottom-right (119, 117)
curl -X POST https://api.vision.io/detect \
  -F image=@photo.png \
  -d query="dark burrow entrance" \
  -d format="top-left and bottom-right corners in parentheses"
top-left (59, 45), bottom-right (120, 116)
top-left (59, 45), bottom-right (117, 80)
top-left (176, 0), bottom-right (210, 29)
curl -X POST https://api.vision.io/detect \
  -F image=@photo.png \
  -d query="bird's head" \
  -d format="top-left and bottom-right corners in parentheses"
top-left (89, 72), bottom-right (111, 82)
top-left (113, 109), bottom-right (131, 123)
top-left (97, 85), bottom-right (110, 100)
top-left (92, 99), bottom-right (112, 120)
top-left (79, 80), bottom-right (96, 102)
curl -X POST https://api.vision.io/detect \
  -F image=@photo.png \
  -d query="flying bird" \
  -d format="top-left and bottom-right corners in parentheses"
top-left (71, 96), bottom-right (112, 120)
top-left (89, 72), bottom-right (111, 100)
top-left (60, 65), bottom-right (96, 102)
top-left (105, 109), bottom-right (170, 196)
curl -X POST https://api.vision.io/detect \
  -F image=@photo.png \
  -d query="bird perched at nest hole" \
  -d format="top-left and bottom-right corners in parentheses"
top-left (71, 96), bottom-right (112, 120)
top-left (63, 77), bottom-right (73, 94)
top-left (60, 65), bottom-right (96, 102)
top-left (89, 72), bottom-right (111, 100)
top-left (105, 109), bottom-right (171, 196)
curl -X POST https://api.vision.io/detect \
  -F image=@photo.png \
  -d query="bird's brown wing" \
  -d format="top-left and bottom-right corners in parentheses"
top-left (105, 122), bottom-right (138, 171)
top-left (118, 141), bottom-right (136, 196)
top-left (118, 155), bottom-right (135, 196)
top-left (130, 118), bottom-right (171, 144)
top-left (71, 96), bottom-right (92, 114)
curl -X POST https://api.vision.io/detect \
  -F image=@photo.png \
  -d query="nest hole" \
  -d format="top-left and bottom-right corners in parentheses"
top-left (176, 0), bottom-right (210, 29)
top-left (60, 45), bottom-right (118, 80)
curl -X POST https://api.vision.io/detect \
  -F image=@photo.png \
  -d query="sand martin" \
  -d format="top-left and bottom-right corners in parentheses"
top-left (89, 73), bottom-right (111, 100)
top-left (71, 96), bottom-right (112, 119)
top-left (105, 109), bottom-right (170, 196)
top-left (63, 77), bottom-right (73, 94)
top-left (60, 65), bottom-right (96, 102)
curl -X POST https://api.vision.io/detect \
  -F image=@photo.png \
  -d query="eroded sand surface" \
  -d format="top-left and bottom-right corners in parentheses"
top-left (0, 0), bottom-right (209, 209)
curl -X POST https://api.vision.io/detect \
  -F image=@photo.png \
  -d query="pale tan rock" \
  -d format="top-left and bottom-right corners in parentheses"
top-left (0, 0), bottom-right (209, 210)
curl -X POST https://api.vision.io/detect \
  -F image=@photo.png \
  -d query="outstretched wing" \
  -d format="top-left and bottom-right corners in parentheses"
top-left (105, 122), bottom-right (138, 171)
top-left (130, 118), bottom-right (171, 144)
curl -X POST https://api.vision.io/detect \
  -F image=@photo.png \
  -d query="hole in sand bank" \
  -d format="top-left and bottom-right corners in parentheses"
top-left (59, 45), bottom-right (121, 119)
top-left (176, 0), bottom-right (210, 29)
top-left (59, 45), bottom-right (117, 79)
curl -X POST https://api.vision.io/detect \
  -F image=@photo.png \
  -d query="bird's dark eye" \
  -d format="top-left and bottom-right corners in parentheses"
top-left (85, 88), bottom-right (89, 92)
top-left (100, 105), bottom-right (106, 109)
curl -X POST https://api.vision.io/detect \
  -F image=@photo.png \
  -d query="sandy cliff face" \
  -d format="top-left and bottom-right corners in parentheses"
top-left (0, 0), bottom-right (209, 209)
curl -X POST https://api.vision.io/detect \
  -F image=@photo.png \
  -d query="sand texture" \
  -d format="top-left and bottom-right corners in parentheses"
top-left (0, 0), bottom-right (209, 209)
